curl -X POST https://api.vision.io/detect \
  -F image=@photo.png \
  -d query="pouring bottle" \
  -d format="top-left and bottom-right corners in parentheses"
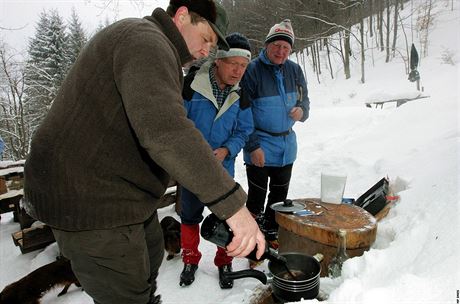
top-left (327, 229), bottom-right (349, 278)
top-left (200, 213), bottom-right (287, 264)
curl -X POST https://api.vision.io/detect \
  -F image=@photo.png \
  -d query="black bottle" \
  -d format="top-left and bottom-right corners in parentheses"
top-left (200, 213), bottom-right (287, 264)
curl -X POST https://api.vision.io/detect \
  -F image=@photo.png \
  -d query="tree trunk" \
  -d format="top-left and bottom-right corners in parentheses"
top-left (392, 0), bottom-right (399, 58)
top-left (311, 44), bottom-right (317, 74)
top-left (325, 38), bottom-right (334, 79)
top-left (344, 29), bottom-right (351, 79)
top-left (316, 40), bottom-right (322, 75)
top-left (360, 3), bottom-right (365, 83)
top-left (378, 0), bottom-right (385, 51)
top-left (385, 0), bottom-right (391, 62)
top-left (369, 0), bottom-right (374, 37)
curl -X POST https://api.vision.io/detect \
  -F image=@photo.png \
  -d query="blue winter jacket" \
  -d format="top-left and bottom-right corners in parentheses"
top-left (241, 49), bottom-right (310, 167)
top-left (183, 62), bottom-right (254, 177)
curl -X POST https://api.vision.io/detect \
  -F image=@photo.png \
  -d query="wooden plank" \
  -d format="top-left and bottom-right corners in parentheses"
top-left (0, 166), bottom-right (24, 179)
top-left (11, 230), bottom-right (23, 246)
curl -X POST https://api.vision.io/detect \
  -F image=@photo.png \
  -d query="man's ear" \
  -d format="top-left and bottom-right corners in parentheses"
top-left (173, 6), bottom-right (189, 28)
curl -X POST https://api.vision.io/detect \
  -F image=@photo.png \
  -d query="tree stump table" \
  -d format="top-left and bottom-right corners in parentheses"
top-left (276, 198), bottom-right (377, 277)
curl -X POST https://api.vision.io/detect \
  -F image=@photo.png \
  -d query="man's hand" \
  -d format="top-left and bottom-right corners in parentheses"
top-left (250, 148), bottom-right (265, 167)
top-left (214, 147), bottom-right (229, 162)
top-left (289, 106), bottom-right (303, 121)
top-left (225, 206), bottom-right (266, 259)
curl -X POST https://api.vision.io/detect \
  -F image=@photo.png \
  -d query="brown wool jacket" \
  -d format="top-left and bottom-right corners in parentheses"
top-left (23, 8), bottom-right (246, 231)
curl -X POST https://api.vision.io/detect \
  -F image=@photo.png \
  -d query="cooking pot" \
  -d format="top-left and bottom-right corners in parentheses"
top-left (222, 252), bottom-right (323, 303)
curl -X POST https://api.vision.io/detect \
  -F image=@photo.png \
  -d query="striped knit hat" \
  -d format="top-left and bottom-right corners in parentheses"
top-left (265, 19), bottom-right (295, 47)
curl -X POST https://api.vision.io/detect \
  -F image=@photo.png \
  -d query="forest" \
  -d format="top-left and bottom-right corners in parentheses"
top-left (0, 0), bottom-right (448, 160)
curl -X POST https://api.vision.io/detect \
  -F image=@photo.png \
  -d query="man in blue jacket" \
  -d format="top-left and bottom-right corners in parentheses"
top-left (179, 33), bottom-right (253, 289)
top-left (241, 19), bottom-right (310, 246)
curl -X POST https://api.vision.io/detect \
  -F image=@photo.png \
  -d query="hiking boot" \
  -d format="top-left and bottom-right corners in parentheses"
top-left (179, 263), bottom-right (198, 287)
top-left (218, 264), bottom-right (234, 289)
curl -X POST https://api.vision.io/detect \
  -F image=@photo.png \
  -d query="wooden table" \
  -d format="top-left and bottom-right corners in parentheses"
top-left (276, 198), bottom-right (377, 276)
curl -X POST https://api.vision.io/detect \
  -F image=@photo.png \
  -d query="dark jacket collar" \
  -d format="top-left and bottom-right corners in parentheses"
top-left (145, 8), bottom-right (193, 66)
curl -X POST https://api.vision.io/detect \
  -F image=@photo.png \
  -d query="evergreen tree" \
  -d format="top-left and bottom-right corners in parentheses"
top-left (24, 9), bottom-right (68, 127)
top-left (67, 7), bottom-right (87, 70)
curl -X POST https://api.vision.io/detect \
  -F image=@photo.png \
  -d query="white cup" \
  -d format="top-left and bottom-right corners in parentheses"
top-left (321, 173), bottom-right (347, 204)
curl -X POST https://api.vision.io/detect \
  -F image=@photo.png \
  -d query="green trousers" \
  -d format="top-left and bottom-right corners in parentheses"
top-left (52, 212), bottom-right (164, 304)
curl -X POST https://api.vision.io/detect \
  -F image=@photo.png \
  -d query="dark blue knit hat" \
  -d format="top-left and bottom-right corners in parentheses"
top-left (216, 32), bottom-right (251, 60)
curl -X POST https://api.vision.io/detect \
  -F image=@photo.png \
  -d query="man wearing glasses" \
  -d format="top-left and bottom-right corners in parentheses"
top-left (241, 20), bottom-right (311, 262)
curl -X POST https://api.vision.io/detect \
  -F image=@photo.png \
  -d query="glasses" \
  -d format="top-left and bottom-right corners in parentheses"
top-left (270, 42), bottom-right (292, 52)
top-left (221, 58), bottom-right (248, 70)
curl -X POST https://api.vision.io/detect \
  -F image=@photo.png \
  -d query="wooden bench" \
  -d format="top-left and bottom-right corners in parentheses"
top-left (0, 189), bottom-right (23, 222)
top-left (11, 224), bottom-right (56, 254)
top-left (365, 95), bottom-right (429, 109)
top-left (0, 165), bottom-right (25, 222)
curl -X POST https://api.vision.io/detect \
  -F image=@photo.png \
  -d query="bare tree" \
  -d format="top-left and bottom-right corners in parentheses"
top-left (359, 1), bottom-right (365, 83)
top-left (417, 0), bottom-right (434, 57)
top-left (378, 0), bottom-right (385, 51)
top-left (0, 43), bottom-right (29, 160)
top-left (385, 0), bottom-right (391, 62)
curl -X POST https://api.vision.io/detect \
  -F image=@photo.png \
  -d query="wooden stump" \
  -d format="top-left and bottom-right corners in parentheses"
top-left (276, 198), bottom-right (377, 277)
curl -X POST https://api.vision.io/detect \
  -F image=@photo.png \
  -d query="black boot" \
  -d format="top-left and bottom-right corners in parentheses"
top-left (218, 264), bottom-right (234, 289)
top-left (179, 263), bottom-right (198, 287)
top-left (149, 294), bottom-right (162, 304)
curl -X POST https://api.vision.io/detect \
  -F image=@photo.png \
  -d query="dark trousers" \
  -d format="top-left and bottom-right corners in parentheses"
top-left (52, 212), bottom-right (164, 304)
top-left (245, 164), bottom-right (293, 231)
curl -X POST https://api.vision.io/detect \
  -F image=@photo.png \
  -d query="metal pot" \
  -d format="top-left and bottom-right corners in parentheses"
top-left (222, 252), bottom-right (323, 303)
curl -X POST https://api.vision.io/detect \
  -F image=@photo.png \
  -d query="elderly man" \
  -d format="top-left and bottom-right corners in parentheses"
top-left (241, 19), bottom-right (311, 253)
top-left (179, 32), bottom-right (253, 289)
top-left (23, 1), bottom-right (265, 303)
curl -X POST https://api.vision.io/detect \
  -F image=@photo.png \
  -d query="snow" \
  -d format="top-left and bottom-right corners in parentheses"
top-left (1, 1), bottom-right (459, 304)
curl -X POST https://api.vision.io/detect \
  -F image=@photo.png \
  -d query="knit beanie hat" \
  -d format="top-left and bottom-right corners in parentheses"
top-left (265, 19), bottom-right (295, 47)
top-left (216, 32), bottom-right (251, 61)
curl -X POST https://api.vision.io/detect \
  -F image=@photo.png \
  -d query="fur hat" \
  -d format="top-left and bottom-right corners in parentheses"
top-left (167, 0), bottom-right (229, 50)
top-left (216, 32), bottom-right (251, 61)
top-left (265, 19), bottom-right (295, 47)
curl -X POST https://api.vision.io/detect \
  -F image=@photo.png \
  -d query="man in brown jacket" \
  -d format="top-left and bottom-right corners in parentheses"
top-left (23, 1), bottom-right (265, 303)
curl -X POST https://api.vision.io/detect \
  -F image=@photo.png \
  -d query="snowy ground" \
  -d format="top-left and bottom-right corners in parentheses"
top-left (1, 1), bottom-right (459, 303)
